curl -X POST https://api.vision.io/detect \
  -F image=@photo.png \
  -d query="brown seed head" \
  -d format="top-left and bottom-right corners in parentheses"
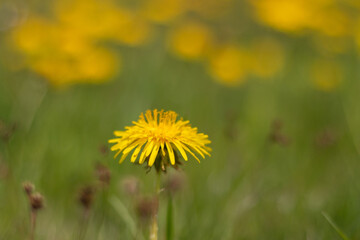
top-left (136, 196), bottom-right (158, 222)
top-left (269, 119), bottom-right (290, 146)
top-left (121, 176), bottom-right (139, 196)
top-left (0, 162), bottom-right (9, 179)
top-left (95, 163), bottom-right (111, 187)
top-left (79, 186), bottom-right (95, 209)
top-left (23, 181), bottom-right (35, 196)
top-left (0, 121), bottom-right (17, 142)
top-left (271, 119), bottom-right (283, 130)
top-left (98, 144), bottom-right (109, 156)
top-left (30, 193), bottom-right (44, 211)
top-left (315, 129), bottom-right (337, 148)
top-left (164, 172), bottom-right (185, 195)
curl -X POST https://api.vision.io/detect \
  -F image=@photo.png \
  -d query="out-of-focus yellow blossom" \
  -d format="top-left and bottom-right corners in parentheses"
top-left (251, 0), bottom-right (352, 37)
top-left (55, 0), bottom-right (121, 39)
top-left (25, 46), bottom-right (118, 87)
top-left (12, 18), bottom-right (93, 58)
top-left (354, 19), bottom-right (360, 52)
top-left (56, 0), bottom-right (152, 46)
top-left (311, 59), bottom-right (343, 91)
top-left (251, 0), bottom-right (313, 33)
top-left (112, 14), bottom-right (152, 46)
top-left (207, 45), bottom-right (248, 86)
top-left (11, 16), bottom-right (119, 87)
top-left (247, 38), bottom-right (285, 79)
top-left (140, 0), bottom-right (186, 24)
top-left (11, 17), bottom-right (56, 56)
top-left (309, 8), bottom-right (352, 37)
top-left (167, 21), bottom-right (213, 60)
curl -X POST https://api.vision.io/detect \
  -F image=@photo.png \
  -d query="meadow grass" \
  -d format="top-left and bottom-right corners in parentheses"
top-left (1, 1), bottom-right (360, 239)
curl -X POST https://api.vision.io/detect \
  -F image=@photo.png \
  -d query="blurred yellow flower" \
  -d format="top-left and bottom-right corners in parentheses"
top-left (311, 59), bottom-right (343, 91)
top-left (309, 8), bottom-right (352, 37)
top-left (141, 0), bottom-right (186, 24)
top-left (354, 19), bottom-right (360, 52)
top-left (29, 47), bottom-right (118, 87)
top-left (56, 0), bottom-right (152, 46)
top-left (11, 16), bottom-right (119, 87)
top-left (11, 17), bottom-right (56, 56)
top-left (167, 21), bottom-right (213, 60)
top-left (251, 0), bottom-right (312, 33)
top-left (248, 38), bottom-right (285, 78)
top-left (111, 13), bottom-right (153, 46)
top-left (55, 0), bottom-right (121, 39)
top-left (251, 0), bottom-right (352, 37)
top-left (109, 110), bottom-right (211, 170)
top-left (207, 45), bottom-right (248, 86)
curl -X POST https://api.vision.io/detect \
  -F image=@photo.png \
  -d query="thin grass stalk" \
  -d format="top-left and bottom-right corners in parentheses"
top-left (150, 173), bottom-right (161, 240)
top-left (30, 211), bottom-right (36, 240)
top-left (166, 195), bottom-right (174, 240)
top-left (78, 208), bottom-right (90, 240)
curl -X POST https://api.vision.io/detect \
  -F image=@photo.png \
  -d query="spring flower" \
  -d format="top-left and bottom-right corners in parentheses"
top-left (141, 0), bottom-right (186, 24)
top-left (309, 8), bottom-right (351, 37)
top-left (250, 0), bottom-right (312, 33)
top-left (250, 0), bottom-right (351, 37)
top-left (207, 44), bottom-right (248, 86)
top-left (56, 0), bottom-right (152, 46)
top-left (167, 21), bottom-right (213, 60)
top-left (10, 12), bottom-right (120, 86)
top-left (109, 110), bottom-right (211, 171)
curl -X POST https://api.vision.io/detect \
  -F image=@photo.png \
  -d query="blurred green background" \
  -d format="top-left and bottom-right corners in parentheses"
top-left (1, 0), bottom-right (360, 239)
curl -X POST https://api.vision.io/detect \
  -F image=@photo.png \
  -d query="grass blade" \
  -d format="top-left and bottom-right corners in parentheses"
top-left (109, 196), bottom-right (137, 238)
top-left (322, 211), bottom-right (350, 240)
top-left (166, 196), bottom-right (174, 240)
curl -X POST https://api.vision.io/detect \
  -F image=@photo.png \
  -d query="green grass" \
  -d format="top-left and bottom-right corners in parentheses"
top-left (1, 3), bottom-right (360, 239)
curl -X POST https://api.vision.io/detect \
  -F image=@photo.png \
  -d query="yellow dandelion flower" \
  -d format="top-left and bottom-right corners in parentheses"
top-left (207, 44), bottom-right (248, 86)
top-left (108, 110), bottom-right (211, 171)
top-left (141, 0), bottom-right (186, 24)
top-left (167, 21), bottom-right (213, 60)
top-left (250, 0), bottom-right (312, 33)
top-left (55, 0), bottom-right (122, 39)
top-left (309, 8), bottom-right (351, 37)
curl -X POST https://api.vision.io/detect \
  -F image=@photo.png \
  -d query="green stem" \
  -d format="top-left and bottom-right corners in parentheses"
top-left (30, 211), bottom-right (36, 240)
top-left (150, 173), bottom-right (161, 240)
top-left (78, 208), bottom-right (90, 240)
top-left (166, 195), bottom-right (173, 240)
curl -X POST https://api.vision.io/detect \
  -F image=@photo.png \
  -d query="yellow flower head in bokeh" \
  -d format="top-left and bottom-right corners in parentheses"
top-left (141, 0), bottom-right (186, 24)
top-left (311, 59), bottom-right (343, 91)
top-left (55, 0), bottom-right (152, 46)
top-left (167, 21), bottom-right (213, 60)
top-left (207, 44), bottom-right (248, 86)
top-left (251, 0), bottom-right (312, 33)
top-left (10, 17), bottom-right (119, 87)
top-left (354, 18), bottom-right (360, 52)
top-left (251, 0), bottom-right (351, 37)
top-left (309, 8), bottom-right (351, 37)
top-left (109, 110), bottom-right (211, 172)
